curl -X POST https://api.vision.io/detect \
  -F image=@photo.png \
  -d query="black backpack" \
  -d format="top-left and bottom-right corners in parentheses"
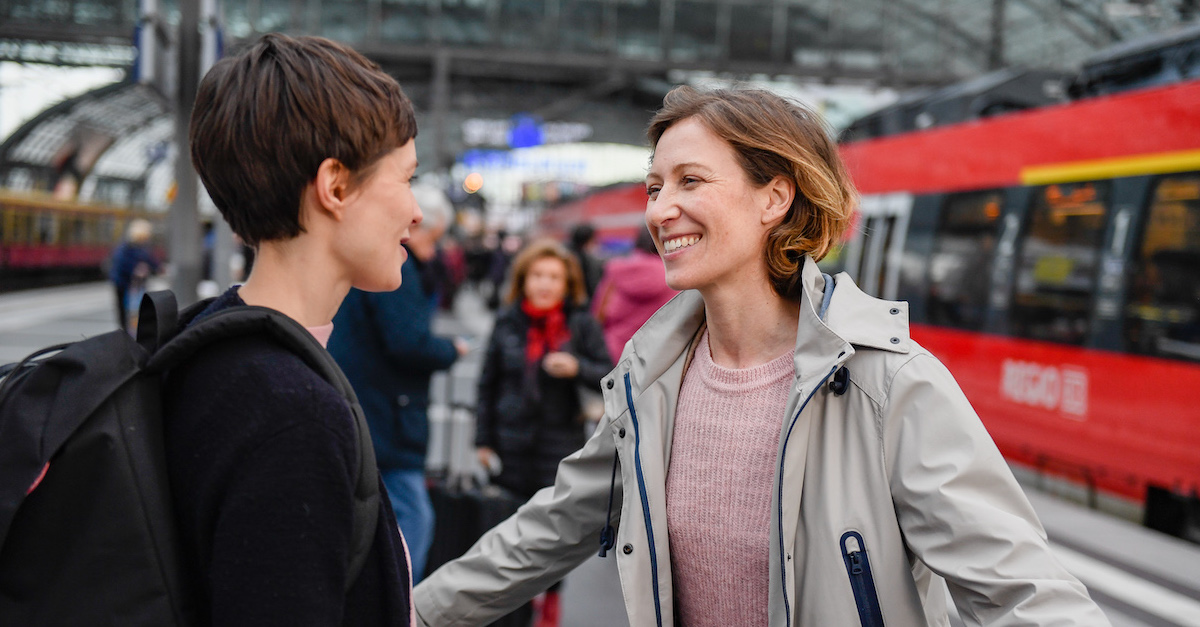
top-left (0, 291), bottom-right (380, 626)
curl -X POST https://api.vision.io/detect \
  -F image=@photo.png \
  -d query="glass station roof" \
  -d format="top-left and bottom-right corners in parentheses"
top-left (0, 0), bottom-right (1195, 208)
top-left (2, 0), bottom-right (1196, 85)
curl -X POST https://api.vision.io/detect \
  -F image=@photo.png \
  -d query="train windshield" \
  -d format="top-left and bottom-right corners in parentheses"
top-left (1125, 173), bottom-right (1200, 363)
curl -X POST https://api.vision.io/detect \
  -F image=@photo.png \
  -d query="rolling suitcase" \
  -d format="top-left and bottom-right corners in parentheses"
top-left (424, 367), bottom-right (534, 627)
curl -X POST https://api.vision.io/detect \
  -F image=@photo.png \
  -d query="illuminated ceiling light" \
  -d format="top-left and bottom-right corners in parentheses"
top-left (463, 172), bottom-right (483, 194)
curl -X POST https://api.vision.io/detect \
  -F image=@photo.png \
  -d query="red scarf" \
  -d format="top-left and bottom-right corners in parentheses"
top-left (521, 299), bottom-right (570, 364)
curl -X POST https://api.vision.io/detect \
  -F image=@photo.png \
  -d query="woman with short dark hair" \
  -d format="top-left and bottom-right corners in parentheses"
top-left (166, 33), bottom-right (422, 626)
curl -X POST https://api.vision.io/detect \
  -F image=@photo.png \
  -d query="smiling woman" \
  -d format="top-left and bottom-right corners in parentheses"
top-left (414, 86), bottom-right (1111, 627)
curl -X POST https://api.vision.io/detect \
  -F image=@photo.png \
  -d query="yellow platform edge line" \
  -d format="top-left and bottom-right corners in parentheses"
top-left (1020, 149), bottom-right (1200, 185)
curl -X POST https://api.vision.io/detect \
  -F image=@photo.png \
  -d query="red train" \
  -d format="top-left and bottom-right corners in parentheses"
top-left (538, 31), bottom-right (1200, 516)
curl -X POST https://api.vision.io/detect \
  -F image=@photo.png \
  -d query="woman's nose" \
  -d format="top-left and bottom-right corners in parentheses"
top-left (645, 191), bottom-right (679, 229)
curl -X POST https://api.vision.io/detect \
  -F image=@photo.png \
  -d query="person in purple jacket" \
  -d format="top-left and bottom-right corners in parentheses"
top-left (590, 227), bottom-right (678, 359)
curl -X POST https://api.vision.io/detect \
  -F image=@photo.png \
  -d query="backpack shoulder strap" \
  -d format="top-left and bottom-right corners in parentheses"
top-left (148, 303), bottom-right (380, 591)
top-left (136, 290), bottom-right (179, 354)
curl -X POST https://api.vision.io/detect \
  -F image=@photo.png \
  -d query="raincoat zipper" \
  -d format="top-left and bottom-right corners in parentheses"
top-left (625, 372), bottom-right (664, 627)
top-left (777, 364), bottom-right (838, 627)
top-left (840, 530), bottom-right (885, 627)
top-left (780, 273), bottom-right (842, 627)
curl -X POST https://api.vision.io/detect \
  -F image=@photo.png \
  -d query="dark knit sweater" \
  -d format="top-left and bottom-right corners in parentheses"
top-left (163, 288), bottom-right (412, 627)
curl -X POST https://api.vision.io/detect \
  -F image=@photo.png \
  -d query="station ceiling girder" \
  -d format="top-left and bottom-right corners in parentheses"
top-left (1, 0), bottom-right (1195, 87)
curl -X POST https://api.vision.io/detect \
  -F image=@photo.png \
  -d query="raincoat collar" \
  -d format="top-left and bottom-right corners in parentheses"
top-left (624, 256), bottom-right (910, 385)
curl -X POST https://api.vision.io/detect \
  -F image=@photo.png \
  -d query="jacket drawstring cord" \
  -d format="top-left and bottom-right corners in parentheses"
top-left (598, 450), bottom-right (619, 557)
top-left (819, 273), bottom-right (852, 396)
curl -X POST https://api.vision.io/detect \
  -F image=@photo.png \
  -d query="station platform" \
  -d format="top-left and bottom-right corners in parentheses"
top-left (1, 281), bottom-right (1197, 627)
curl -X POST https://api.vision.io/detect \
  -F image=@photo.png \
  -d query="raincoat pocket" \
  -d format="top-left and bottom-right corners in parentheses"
top-left (840, 530), bottom-right (885, 627)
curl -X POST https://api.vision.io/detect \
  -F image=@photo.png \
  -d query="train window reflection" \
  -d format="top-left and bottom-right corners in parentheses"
top-left (1011, 181), bottom-right (1110, 345)
top-left (927, 190), bottom-right (1003, 330)
top-left (1124, 173), bottom-right (1200, 363)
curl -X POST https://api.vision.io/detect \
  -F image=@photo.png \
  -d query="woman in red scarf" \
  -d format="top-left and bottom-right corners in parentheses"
top-left (473, 238), bottom-right (612, 626)
top-left (475, 238), bottom-right (613, 498)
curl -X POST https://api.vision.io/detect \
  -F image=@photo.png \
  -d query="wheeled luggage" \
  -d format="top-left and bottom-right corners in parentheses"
top-left (424, 368), bottom-right (534, 627)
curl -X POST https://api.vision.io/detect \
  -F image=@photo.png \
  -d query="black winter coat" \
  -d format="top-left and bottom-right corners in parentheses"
top-left (328, 256), bottom-right (459, 472)
top-left (475, 303), bottom-right (612, 497)
top-left (164, 288), bottom-right (412, 627)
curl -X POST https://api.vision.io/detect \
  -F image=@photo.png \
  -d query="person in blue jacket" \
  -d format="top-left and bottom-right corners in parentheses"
top-left (109, 218), bottom-right (160, 331)
top-left (329, 184), bottom-right (469, 583)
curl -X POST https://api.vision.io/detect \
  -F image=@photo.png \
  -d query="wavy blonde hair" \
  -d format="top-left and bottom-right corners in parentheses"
top-left (647, 85), bottom-right (857, 301)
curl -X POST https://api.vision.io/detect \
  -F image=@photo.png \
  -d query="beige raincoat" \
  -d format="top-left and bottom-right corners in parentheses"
top-left (414, 256), bottom-right (1109, 627)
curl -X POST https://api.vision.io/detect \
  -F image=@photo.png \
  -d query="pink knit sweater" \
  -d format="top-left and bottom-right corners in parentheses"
top-left (665, 331), bottom-right (794, 626)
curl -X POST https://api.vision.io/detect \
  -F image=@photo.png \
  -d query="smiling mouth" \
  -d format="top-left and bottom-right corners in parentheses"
top-left (663, 235), bottom-right (700, 252)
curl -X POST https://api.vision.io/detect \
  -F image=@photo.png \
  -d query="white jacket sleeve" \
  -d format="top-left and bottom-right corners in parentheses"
top-left (413, 412), bottom-right (623, 626)
top-left (882, 352), bottom-right (1111, 627)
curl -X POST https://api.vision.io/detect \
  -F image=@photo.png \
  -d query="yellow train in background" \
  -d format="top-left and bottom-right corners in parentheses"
top-left (0, 190), bottom-right (163, 291)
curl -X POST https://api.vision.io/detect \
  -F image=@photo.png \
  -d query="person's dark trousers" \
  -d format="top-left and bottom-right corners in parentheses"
top-left (114, 284), bottom-right (128, 331)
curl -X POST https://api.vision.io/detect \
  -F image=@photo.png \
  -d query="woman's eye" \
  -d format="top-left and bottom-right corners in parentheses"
top-left (682, 176), bottom-right (699, 185)
top-left (646, 185), bottom-right (660, 198)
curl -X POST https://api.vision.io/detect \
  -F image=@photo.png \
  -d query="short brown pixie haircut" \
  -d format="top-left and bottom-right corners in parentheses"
top-left (647, 85), bottom-right (857, 301)
top-left (504, 238), bottom-right (588, 308)
top-left (189, 33), bottom-right (416, 246)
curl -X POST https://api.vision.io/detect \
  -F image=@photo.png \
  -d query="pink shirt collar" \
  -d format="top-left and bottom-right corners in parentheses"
top-left (306, 322), bottom-right (334, 348)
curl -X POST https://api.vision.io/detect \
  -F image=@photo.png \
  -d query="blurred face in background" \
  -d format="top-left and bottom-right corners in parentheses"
top-left (406, 217), bottom-right (446, 263)
top-left (523, 255), bottom-right (569, 310)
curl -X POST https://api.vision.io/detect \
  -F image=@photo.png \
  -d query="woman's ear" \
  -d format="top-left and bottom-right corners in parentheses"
top-left (761, 175), bottom-right (795, 225)
top-left (310, 157), bottom-right (352, 221)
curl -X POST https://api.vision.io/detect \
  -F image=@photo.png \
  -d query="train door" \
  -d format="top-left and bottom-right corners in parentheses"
top-left (893, 194), bottom-right (943, 323)
top-left (985, 186), bottom-right (1034, 334)
top-left (923, 189), bottom-right (1005, 332)
top-left (844, 193), bottom-right (912, 299)
top-left (1122, 171), bottom-right (1200, 362)
top-left (1090, 175), bottom-right (1154, 351)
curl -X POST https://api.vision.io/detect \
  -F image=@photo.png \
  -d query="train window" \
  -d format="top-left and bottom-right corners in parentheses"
top-left (86, 216), bottom-right (101, 245)
top-left (926, 190), bottom-right (1003, 330)
top-left (1010, 181), bottom-right (1110, 345)
top-left (12, 212), bottom-right (31, 245)
top-left (101, 216), bottom-right (118, 245)
top-left (69, 217), bottom-right (86, 246)
top-left (817, 244), bottom-right (847, 275)
top-left (37, 214), bottom-right (56, 245)
top-left (1124, 174), bottom-right (1200, 363)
